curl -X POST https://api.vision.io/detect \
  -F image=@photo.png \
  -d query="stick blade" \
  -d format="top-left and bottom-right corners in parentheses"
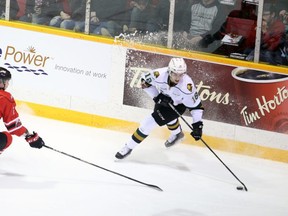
top-left (147, 184), bottom-right (163, 192)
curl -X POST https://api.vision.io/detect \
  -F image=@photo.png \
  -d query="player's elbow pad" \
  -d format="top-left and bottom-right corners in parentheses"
top-left (190, 109), bottom-right (203, 123)
top-left (189, 102), bottom-right (204, 123)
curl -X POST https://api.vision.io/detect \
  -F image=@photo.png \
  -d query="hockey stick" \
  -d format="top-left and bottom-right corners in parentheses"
top-left (168, 103), bottom-right (248, 191)
top-left (43, 145), bottom-right (163, 191)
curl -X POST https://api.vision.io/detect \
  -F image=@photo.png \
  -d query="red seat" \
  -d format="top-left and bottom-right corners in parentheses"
top-left (224, 17), bottom-right (257, 49)
top-left (16, 0), bottom-right (26, 19)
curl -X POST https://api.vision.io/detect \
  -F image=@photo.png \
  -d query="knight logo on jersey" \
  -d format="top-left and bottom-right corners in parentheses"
top-left (187, 83), bottom-right (193, 92)
top-left (153, 71), bottom-right (160, 78)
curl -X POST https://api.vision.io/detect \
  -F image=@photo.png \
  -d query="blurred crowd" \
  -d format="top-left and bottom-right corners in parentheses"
top-left (0, 0), bottom-right (287, 66)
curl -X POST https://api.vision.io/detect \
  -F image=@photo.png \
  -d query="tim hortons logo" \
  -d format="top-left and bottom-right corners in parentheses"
top-left (240, 86), bottom-right (288, 126)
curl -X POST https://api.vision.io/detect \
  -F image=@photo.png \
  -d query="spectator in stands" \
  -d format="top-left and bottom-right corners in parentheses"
top-left (18, 0), bottom-right (60, 25)
top-left (69, 0), bottom-right (99, 32)
top-left (211, 0), bottom-right (257, 56)
top-left (66, 0), bottom-right (129, 35)
top-left (16, 0), bottom-right (27, 20)
top-left (125, 0), bottom-right (158, 34)
top-left (279, 9), bottom-right (288, 27)
top-left (17, 0), bottom-right (34, 23)
top-left (134, 0), bottom-right (192, 46)
top-left (174, 0), bottom-right (226, 52)
top-left (151, 0), bottom-right (191, 33)
top-left (227, 1), bottom-right (257, 20)
top-left (91, 0), bottom-right (129, 37)
top-left (0, 0), bottom-right (19, 20)
top-left (49, 0), bottom-right (82, 30)
top-left (246, 3), bottom-right (286, 65)
top-left (279, 8), bottom-right (288, 65)
top-left (33, 0), bottom-right (60, 25)
top-left (277, 1), bottom-right (288, 34)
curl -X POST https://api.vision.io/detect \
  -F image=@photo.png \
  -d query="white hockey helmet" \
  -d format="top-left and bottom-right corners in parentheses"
top-left (168, 58), bottom-right (187, 74)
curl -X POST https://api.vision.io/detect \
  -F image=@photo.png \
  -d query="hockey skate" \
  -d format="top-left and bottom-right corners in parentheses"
top-left (115, 144), bottom-right (133, 159)
top-left (164, 131), bottom-right (184, 148)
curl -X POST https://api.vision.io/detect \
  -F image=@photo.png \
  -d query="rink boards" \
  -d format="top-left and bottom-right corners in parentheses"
top-left (0, 20), bottom-right (287, 162)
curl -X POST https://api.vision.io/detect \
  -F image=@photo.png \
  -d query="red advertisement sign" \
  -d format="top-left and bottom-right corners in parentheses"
top-left (123, 50), bottom-right (288, 134)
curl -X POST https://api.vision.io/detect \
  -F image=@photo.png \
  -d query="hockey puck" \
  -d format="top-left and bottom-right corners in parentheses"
top-left (236, 186), bottom-right (244, 190)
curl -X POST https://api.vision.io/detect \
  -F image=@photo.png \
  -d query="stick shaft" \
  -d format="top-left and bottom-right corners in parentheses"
top-left (44, 145), bottom-right (163, 191)
top-left (168, 103), bottom-right (248, 191)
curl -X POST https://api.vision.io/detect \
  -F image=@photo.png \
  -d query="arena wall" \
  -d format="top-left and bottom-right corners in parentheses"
top-left (0, 20), bottom-right (287, 162)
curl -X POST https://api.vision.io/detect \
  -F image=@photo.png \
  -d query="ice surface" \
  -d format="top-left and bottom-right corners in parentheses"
top-left (1, 114), bottom-right (288, 216)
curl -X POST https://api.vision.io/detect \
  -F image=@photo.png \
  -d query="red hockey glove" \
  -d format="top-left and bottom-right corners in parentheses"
top-left (25, 132), bottom-right (45, 149)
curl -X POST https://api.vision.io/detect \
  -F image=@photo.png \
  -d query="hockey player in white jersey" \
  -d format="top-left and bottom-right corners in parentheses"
top-left (115, 57), bottom-right (204, 159)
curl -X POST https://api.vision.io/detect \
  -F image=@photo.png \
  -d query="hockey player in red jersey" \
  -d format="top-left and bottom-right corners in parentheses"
top-left (115, 57), bottom-right (204, 159)
top-left (0, 67), bottom-right (45, 154)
